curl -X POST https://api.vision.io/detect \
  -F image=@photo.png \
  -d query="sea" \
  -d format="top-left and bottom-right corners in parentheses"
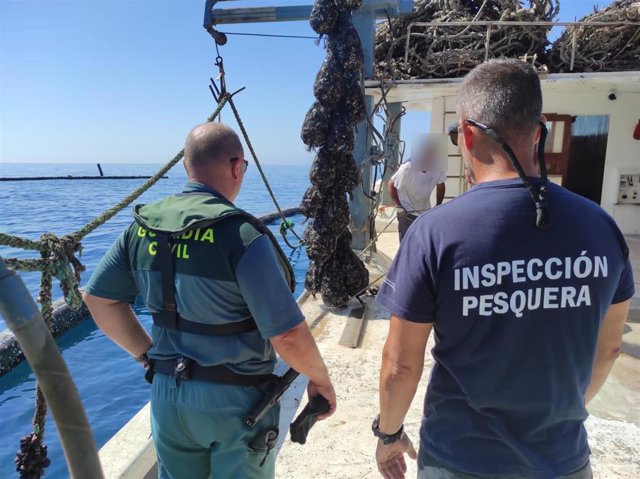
top-left (0, 162), bottom-right (311, 478)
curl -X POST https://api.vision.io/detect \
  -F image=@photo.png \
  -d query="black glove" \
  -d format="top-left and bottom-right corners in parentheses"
top-left (289, 395), bottom-right (331, 445)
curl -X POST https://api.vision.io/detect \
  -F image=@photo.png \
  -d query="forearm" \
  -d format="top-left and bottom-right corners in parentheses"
top-left (585, 351), bottom-right (620, 404)
top-left (83, 293), bottom-right (152, 358)
top-left (379, 347), bottom-right (423, 434)
top-left (270, 321), bottom-right (331, 385)
top-left (388, 182), bottom-right (401, 206)
top-left (585, 300), bottom-right (630, 404)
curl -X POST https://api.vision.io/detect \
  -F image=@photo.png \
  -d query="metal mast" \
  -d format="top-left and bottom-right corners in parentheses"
top-left (203, 0), bottom-right (412, 249)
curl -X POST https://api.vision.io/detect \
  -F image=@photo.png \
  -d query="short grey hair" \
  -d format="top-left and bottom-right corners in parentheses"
top-left (457, 59), bottom-right (542, 137)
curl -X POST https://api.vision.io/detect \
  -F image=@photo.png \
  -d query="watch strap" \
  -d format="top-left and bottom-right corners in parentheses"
top-left (372, 415), bottom-right (404, 445)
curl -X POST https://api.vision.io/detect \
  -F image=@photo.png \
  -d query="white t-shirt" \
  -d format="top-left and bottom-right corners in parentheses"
top-left (391, 162), bottom-right (447, 213)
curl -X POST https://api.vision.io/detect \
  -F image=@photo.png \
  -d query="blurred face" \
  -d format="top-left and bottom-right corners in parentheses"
top-left (411, 145), bottom-right (437, 171)
top-left (411, 143), bottom-right (440, 172)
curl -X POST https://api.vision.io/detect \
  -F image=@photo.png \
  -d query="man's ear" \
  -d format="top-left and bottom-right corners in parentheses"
top-left (230, 160), bottom-right (241, 180)
top-left (461, 121), bottom-right (474, 152)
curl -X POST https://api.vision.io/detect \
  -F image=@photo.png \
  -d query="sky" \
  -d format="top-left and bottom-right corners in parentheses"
top-left (0, 0), bottom-right (599, 165)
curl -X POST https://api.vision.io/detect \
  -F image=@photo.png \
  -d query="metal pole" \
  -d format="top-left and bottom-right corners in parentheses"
top-left (570, 30), bottom-right (577, 72)
top-left (0, 258), bottom-right (104, 479)
top-left (351, 10), bottom-right (376, 250)
top-left (380, 102), bottom-right (403, 206)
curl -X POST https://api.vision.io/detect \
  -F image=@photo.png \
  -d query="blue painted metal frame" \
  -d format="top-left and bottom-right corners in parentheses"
top-left (206, 0), bottom-right (412, 25)
top-left (203, 0), bottom-right (414, 249)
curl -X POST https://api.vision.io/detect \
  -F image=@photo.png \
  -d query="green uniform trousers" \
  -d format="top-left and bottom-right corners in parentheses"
top-left (150, 373), bottom-right (280, 479)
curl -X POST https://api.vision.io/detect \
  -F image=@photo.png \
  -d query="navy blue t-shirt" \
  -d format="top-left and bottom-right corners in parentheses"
top-left (377, 179), bottom-right (634, 478)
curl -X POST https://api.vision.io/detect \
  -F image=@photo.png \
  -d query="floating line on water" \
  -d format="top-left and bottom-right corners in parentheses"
top-left (0, 176), bottom-right (168, 182)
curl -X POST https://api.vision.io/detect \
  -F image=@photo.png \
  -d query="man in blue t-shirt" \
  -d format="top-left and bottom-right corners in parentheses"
top-left (373, 60), bottom-right (634, 479)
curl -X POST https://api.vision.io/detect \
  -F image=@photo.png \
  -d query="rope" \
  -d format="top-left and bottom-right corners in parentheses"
top-left (0, 234), bottom-right (42, 252)
top-left (1, 98), bottom-right (230, 257)
top-left (358, 215), bottom-right (397, 260)
top-left (226, 96), bottom-right (305, 246)
top-left (280, 219), bottom-right (304, 250)
top-left (68, 98), bottom-right (229, 242)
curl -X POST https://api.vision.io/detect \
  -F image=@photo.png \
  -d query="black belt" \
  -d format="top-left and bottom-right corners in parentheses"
top-left (152, 312), bottom-right (258, 336)
top-left (397, 209), bottom-right (418, 220)
top-left (150, 357), bottom-right (275, 388)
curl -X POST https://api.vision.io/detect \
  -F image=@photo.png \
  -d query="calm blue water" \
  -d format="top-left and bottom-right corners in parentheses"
top-left (0, 162), bottom-right (309, 478)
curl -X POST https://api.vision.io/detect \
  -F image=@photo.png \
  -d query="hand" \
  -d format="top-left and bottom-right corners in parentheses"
top-left (306, 380), bottom-right (336, 420)
top-left (376, 434), bottom-right (417, 479)
top-left (378, 205), bottom-right (387, 213)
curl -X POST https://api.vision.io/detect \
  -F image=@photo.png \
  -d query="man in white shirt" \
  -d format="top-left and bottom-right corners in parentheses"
top-left (388, 139), bottom-right (447, 241)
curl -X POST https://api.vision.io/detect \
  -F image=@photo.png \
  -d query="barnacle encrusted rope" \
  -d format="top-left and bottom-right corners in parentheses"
top-left (4, 98), bottom-right (230, 479)
top-left (300, 0), bottom-right (370, 307)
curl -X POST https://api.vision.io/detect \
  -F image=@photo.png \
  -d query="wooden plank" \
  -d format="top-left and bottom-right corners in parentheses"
top-left (339, 302), bottom-right (367, 348)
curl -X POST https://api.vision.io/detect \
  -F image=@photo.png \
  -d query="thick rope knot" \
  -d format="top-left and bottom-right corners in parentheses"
top-left (39, 233), bottom-right (85, 311)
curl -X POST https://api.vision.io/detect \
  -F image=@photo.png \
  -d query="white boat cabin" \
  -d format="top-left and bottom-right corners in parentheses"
top-left (367, 71), bottom-right (640, 235)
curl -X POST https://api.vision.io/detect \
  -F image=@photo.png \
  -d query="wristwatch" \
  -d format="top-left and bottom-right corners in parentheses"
top-left (372, 415), bottom-right (404, 445)
top-left (134, 347), bottom-right (151, 368)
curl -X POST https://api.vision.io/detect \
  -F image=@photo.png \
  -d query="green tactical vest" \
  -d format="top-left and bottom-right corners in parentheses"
top-left (131, 192), bottom-right (295, 338)
top-left (133, 192), bottom-right (295, 291)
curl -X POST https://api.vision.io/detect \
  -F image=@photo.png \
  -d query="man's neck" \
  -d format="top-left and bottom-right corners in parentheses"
top-left (189, 177), bottom-right (233, 202)
top-left (473, 148), bottom-right (539, 184)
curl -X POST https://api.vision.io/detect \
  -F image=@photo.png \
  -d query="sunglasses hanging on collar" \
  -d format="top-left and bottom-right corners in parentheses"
top-left (448, 119), bottom-right (550, 230)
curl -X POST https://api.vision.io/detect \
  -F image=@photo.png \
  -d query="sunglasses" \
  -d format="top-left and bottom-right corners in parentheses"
top-left (447, 118), bottom-right (551, 229)
top-left (447, 118), bottom-right (494, 147)
top-left (230, 157), bottom-right (249, 173)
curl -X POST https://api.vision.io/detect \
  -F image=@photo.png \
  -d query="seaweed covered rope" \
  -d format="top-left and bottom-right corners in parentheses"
top-left (300, 0), bottom-right (370, 308)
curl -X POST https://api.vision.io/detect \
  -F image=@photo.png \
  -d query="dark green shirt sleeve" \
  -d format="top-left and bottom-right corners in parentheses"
top-left (235, 235), bottom-right (304, 338)
top-left (84, 230), bottom-right (138, 303)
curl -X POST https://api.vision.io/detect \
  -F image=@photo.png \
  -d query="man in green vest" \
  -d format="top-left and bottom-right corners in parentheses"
top-left (83, 122), bottom-right (336, 479)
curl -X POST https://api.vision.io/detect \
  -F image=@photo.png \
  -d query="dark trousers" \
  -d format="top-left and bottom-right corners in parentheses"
top-left (398, 211), bottom-right (418, 242)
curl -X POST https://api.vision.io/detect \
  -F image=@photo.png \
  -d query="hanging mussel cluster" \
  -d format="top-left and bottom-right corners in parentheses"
top-left (15, 433), bottom-right (50, 479)
top-left (300, 0), bottom-right (370, 308)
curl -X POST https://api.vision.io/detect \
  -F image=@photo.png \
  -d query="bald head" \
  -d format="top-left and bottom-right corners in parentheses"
top-left (184, 122), bottom-right (243, 173)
